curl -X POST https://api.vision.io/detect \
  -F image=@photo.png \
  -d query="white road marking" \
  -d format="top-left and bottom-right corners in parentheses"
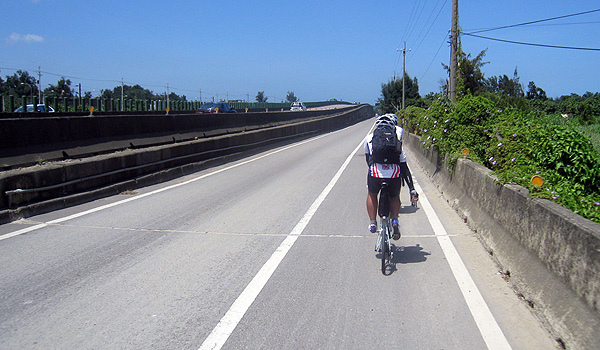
top-left (413, 180), bottom-right (512, 350)
top-left (198, 139), bottom-right (364, 350)
top-left (0, 133), bottom-right (334, 241)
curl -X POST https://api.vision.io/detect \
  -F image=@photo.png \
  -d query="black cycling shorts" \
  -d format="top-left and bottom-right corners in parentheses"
top-left (367, 175), bottom-right (401, 197)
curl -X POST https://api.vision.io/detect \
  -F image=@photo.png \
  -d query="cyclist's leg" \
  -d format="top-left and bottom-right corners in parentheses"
top-left (388, 177), bottom-right (401, 217)
top-left (366, 175), bottom-right (382, 232)
top-left (388, 177), bottom-right (402, 240)
top-left (400, 161), bottom-right (419, 200)
top-left (399, 162), bottom-right (415, 192)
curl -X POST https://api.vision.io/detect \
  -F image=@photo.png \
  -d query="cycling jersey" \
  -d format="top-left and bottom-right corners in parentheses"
top-left (397, 126), bottom-right (407, 163)
top-left (363, 129), bottom-right (403, 179)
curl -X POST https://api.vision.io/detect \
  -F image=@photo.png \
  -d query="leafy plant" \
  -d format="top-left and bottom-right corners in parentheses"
top-left (398, 95), bottom-right (600, 223)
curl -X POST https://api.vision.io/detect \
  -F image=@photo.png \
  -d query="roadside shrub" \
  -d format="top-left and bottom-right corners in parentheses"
top-left (399, 97), bottom-right (600, 223)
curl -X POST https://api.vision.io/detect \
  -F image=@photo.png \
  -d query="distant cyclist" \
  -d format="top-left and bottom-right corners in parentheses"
top-left (364, 114), bottom-right (402, 239)
top-left (386, 114), bottom-right (419, 204)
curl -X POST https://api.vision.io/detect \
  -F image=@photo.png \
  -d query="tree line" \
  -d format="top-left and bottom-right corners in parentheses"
top-left (0, 71), bottom-right (189, 103)
top-left (378, 47), bottom-right (600, 125)
top-left (0, 70), bottom-right (303, 107)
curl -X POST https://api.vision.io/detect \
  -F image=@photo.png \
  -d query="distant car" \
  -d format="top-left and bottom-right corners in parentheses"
top-left (13, 104), bottom-right (55, 113)
top-left (290, 102), bottom-right (307, 111)
top-left (196, 102), bottom-right (237, 114)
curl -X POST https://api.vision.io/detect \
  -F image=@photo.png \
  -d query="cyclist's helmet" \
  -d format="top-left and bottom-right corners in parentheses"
top-left (375, 114), bottom-right (396, 127)
top-left (385, 113), bottom-right (398, 125)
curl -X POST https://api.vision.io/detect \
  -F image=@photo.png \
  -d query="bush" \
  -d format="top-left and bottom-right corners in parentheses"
top-left (399, 96), bottom-right (600, 223)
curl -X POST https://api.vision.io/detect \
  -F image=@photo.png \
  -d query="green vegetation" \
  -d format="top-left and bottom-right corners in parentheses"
top-left (381, 40), bottom-right (600, 223)
top-left (398, 95), bottom-right (600, 223)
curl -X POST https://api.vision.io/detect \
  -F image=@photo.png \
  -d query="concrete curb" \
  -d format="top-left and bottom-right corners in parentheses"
top-left (405, 132), bottom-right (600, 349)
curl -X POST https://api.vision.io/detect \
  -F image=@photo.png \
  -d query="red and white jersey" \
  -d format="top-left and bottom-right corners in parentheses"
top-left (363, 132), bottom-right (402, 178)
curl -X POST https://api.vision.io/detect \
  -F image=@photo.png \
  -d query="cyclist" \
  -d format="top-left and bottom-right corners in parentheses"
top-left (364, 114), bottom-right (403, 240)
top-left (387, 114), bottom-right (419, 203)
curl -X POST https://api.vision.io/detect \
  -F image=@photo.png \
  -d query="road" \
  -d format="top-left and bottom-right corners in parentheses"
top-left (0, 118), bottom-right (556, 349)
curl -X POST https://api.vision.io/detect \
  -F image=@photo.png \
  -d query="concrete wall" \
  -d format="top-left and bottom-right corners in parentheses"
top-left (0, 104), bottom-right (373, 219)
top-left (1, 107), bottom-right (353, 169)
top-left (404, 132), bottom-right (600, 349)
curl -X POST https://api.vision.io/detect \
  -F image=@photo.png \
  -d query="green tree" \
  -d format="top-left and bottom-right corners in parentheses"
top-left (286, 91), bottom-right (298, 103)
top-left (256, 91), bottom-right (267, 103)
top-left (44, 77), bottom-right (73, 97)
top-left (442, 46), bottom-right (489, 97)
top-left (378, 73), bottom-right (421, 113)
top-left (100, 84), bottom-right (170, 101)
top-left (526, 81), bottom-right (547, 100)
top-left (485, 68), bottom-right (524, 97)
top-left (3, 70), bottom-right (39, 98)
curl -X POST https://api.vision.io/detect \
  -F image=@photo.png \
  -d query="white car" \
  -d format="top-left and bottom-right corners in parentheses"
top-left (13, 104), bottom-right (55, 113)
top-left (290, 102), bottom-right (307, 111)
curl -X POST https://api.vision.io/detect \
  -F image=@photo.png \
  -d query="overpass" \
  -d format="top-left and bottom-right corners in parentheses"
top-left (0, 105), bottom-right (598, 348)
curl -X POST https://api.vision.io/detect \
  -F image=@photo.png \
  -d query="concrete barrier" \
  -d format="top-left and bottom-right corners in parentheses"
top-left (0, 106), bottom-right (355, 170)
top-left (0, 104), bottom-right (373, 221)
top-left (404, 132), bottom-right (600, 349)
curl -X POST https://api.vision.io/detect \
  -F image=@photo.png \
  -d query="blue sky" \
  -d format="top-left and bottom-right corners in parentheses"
top-left (2, 0), bottom-right (599, 104)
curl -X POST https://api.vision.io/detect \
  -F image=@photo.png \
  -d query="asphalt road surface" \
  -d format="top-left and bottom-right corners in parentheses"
top-left (0, 118), bottom-right (557, 349)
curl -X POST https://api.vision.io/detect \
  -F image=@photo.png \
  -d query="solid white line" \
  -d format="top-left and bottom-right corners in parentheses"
top-left (413, 180), bottom-right (512, 350)
top-left (1, 133), bottom-right (335, 240)
top-left (198, 139), bottom-right (364, 350)
top-left (0, 223), bottom-right (48, 241)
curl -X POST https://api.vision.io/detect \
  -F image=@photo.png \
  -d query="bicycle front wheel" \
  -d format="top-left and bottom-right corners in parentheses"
top-left (381, 225), bottom-right (389, 274)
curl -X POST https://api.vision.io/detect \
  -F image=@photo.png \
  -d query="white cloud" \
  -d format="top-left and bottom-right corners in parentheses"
top-left (7, 32), bottom-right (45, 43)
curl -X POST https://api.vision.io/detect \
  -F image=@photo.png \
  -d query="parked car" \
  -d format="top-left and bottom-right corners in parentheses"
top-left (13, 104), bottom-right (55, 113)
top-left (290, 102), bottom-right (307, 111)
top-left (196, 102), bottom-right (237, 114)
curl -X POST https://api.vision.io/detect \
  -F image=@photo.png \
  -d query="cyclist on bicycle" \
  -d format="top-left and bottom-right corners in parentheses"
top-left (364, 114), bottom-right (403, 240)
top-left (387, 114), bottom-right (419, 203)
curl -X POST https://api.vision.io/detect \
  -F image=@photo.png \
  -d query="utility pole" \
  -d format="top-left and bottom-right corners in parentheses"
top-left (199, 89), bottom-right (202, 103)
top-left (399, 41), bottom-right (411, 109)
top-left (120, 78), bottom-right (124, 111)
top-left (166, 83), bottom-right (170, 110)
top-left (449, 0), bottom-right (458, 102)
top-left (36, 66), bottom-right (42, 102)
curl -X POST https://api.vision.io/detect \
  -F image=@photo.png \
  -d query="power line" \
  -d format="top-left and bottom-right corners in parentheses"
top-left (462, 32), bottom-right (600, 51)
top-left (405, 0), bottom-right (430, 45)
top-left (420, 31), bottom-right (450, 82)
top-left (411, 0), bottom-right (446, 54)
top-left (395, 0), bottom-right (447, 80)
top-left (409, 0), bottom-right (449, 63)
top-left (467, 8), bottom-right (600, 34)
top-left (401, 0), bottom-right (421, 44)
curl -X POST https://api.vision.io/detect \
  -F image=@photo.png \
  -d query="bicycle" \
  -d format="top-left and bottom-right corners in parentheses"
top-left (375, 181), bottom-right (394, 274)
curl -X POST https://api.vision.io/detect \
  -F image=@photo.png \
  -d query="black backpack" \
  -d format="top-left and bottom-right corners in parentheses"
top-left (371, 124), bottom-right (400, 164)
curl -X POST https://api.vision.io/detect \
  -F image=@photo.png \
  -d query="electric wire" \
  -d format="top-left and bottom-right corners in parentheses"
top-left (466, 8), bottom-right (600, 34)
top-left (420, 31), bottom-right (450, 82)
top-left (462, 32), bottom-right (600, 51)
top-left (408, 0), bottom-right (449, 64)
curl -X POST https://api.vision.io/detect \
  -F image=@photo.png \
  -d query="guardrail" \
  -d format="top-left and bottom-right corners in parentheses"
top-left (0, 96), bottom-right (353, 114)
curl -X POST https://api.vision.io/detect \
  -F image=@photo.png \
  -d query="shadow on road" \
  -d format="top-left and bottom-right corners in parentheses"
top-left (377, 243), bottom-right (431, 276)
